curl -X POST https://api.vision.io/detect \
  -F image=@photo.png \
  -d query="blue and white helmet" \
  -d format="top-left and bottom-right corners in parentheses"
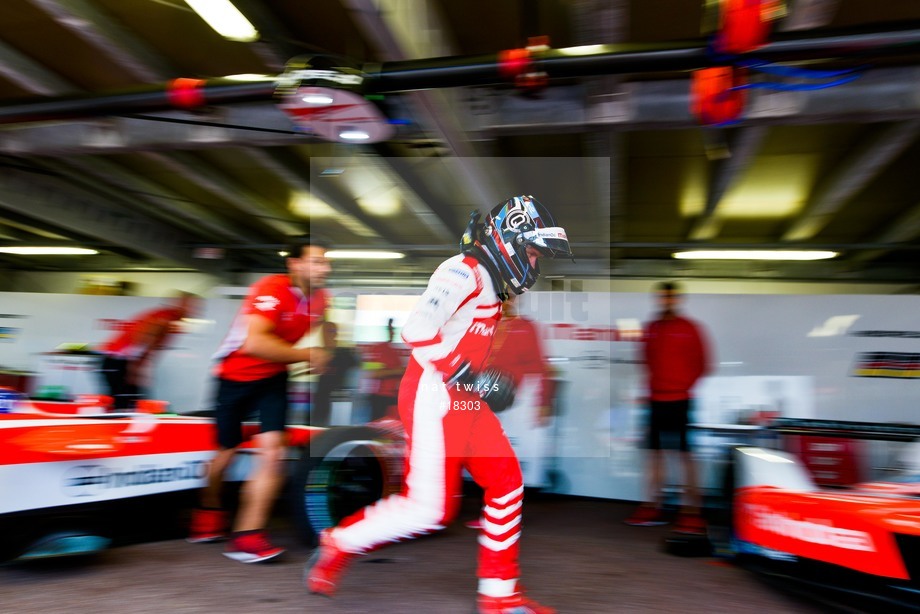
top-left (479, 195), bottom-right (572, 294)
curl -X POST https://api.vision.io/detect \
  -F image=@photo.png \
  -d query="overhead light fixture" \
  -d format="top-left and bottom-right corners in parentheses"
top-left (302, 93), bottom-right (334, 105)
top-left (326, 250), bottom-right (405, 260)
top-left (224, 73), bottom-right (274, 81)
top-left (338, 127), bottom-right (371, 141)
top-left (184, 0), bottom-right (259, 42)
top-left (673, 250), bottom-right (838, 261)
top-left (0, 246), bottom-right (99, 255)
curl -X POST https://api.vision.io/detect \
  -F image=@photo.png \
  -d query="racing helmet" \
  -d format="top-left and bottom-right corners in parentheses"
top-left (478, 195), bottom-right (572, 295)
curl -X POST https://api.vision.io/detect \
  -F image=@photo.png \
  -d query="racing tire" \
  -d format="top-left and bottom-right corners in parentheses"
top-left (663, 532), bottom-right (713, 557)
top-left (288, 425), bottom-right (404, 546)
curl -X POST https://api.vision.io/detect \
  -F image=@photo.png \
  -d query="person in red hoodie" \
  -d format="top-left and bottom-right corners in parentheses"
top-left (486, 294), bottom-right (554, 481)
top-left (361, 318), bottom-right (405, 422)
top-left (625, 281), bottom-right (711, 534)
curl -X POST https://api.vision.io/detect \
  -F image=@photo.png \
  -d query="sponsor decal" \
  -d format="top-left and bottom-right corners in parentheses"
top-left (468, 321), bottom-right (495, 336)
top-left (851, 330), bottom-right (920, 339)
top-left (744, 503), bottom-right (875, 552)
top-left (852, 351), bottom-right (920, 378)
top-left (0, 327), bottom-right (20, 342)
top-left (62, 461), bottom-right (208, 498)
top-left (254, 295), bottom-right (280, 312)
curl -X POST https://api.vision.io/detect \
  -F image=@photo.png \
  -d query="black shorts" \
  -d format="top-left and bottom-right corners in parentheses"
top-left (646, 399), bottom-right (691, 452)
top-left (214, 371), bottom-right (289, 449)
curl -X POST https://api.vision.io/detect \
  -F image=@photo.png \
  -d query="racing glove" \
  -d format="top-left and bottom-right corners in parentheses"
top-left (447, 361), bottom-right (516, 412)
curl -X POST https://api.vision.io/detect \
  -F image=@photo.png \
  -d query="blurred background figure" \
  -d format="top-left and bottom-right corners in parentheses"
top-left (626, 281), bottom-right (711, 535)
top-left (488, 295), bottom-right (554, 488)
top-left (310, 321), bottom-right (358, 426)
top-left (360, 318), bottom-right (405, 422)
top-left (97, 292), bottom-right (199, 410)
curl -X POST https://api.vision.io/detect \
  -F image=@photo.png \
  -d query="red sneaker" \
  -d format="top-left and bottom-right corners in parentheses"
top-left (478, 589), bottom-right (556, 614)
top-left (464, 518), bottom-right (482, 530)
top-left (624, 505), bottom-right (667, 527)
top-left (674, 513), bottom-right (707, 536)
top-left (304, 529), bottom-right (356, 597)
top-left (222, 531), bottom-right (285, 563)
top-left (186, 508), bottom-right (229, 543)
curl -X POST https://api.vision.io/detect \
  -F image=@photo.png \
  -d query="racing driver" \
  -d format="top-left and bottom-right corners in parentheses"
top-left (305, 195), bottom-right (572, 614)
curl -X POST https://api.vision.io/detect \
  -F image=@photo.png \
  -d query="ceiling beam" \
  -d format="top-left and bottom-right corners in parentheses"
top-left (470, 67), bottom-right (920, 134)
top-left (0, 104), bottom-right (312, 156)
top-left (39, 156), bottom-right (266, 245)
top-left (28, 0), bottom-right (175, 81)
top-left (689, 126), bottom-right (768, 240)
top-left (849, 203), bottom-right (920, 266)
top-left (238, 147), bottom-right (388, 241)
top-left (370, 143), bottom-right (461, 242)
top-left (783, 120), bottom-right (920, 241)
top-left (0, 39), bottom-right (76, 95)
top-left (341, 0), bottom-right (505, 209)
top-left (138, 150), bottom-right (302, 238)
top-left (0, 166), bottom-right (228, 275)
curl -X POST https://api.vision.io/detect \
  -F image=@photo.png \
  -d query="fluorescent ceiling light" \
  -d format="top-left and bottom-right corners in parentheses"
top-left (224, 73), bottom-right (273, 81)
top-left (338, 128), bottom-right (371, 141)
top-left (184, 0), bottom-right (259, 42)
top-left (0, 246), bottom-right (98, 255)
top-left (673, 250), bottom-right (838, 261)
top-left (326, 250), bottom-right (405, 260)
top-left (558, 45), bottom-right (606, 56)
top-left (302, 93), bottom-right (334, 105)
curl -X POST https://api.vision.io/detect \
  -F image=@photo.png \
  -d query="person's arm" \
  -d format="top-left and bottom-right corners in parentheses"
top-left (525, 319), bottom-right (554, 426)
top-left (401, 259), bottom-right (479, 378)
top-left (240, 314), bottom-right (330, 371)
top-left (691, 321), bottom-right (711, 382)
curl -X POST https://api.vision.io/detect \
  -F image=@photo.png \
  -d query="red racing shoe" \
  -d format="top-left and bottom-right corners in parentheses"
top-left (478, 588), bottom-right (556, 614)
top-left (305, 529), bottom-right (356, 597)
top-left (223, 530), bottom-right (285, 563)
top-left (674, 512), bottom-right (707, 536)
top-left (624, 505), bottom-right (668, 526)
top-left (186, 508), bottom-right (229, 543)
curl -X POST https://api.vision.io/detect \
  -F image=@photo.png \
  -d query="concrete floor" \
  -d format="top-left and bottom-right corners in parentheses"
top-left (0, 495), bottom-right (830, 614)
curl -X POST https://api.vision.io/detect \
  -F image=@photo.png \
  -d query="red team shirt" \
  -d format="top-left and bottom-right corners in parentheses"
top-left (362, 341), bottom-right (404, 398)
top-left (642, 316), bottom-right (710, 402)
top-left (102, 306), bottom-right (185, 359)
top-left (213, 274), bottom-right (328, 382)
top-left (485, 315), bottom-right (552, 408)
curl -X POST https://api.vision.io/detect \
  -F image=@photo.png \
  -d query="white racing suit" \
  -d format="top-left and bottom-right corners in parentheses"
top-left (331, 254), bottom-right (524, 591)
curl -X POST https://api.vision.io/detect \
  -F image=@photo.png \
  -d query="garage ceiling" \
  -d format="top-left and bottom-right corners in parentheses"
top-left (1, 0), bottom-right (920, 286)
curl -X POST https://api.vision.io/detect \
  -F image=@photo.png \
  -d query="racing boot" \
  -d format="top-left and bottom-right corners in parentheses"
top-left (305, 529), bottom-right (357, 596)
top-left (477, 584), bottom-right (556, 614)
top-left (187, 508), bottom-right (229, 543)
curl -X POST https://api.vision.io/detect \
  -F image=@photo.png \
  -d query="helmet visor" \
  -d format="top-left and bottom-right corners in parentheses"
top-left (520, 226), bottom-right (572, 259)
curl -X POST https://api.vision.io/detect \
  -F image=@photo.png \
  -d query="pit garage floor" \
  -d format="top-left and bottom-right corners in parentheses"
top-left (0, 495), bottom-right (829, 614)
